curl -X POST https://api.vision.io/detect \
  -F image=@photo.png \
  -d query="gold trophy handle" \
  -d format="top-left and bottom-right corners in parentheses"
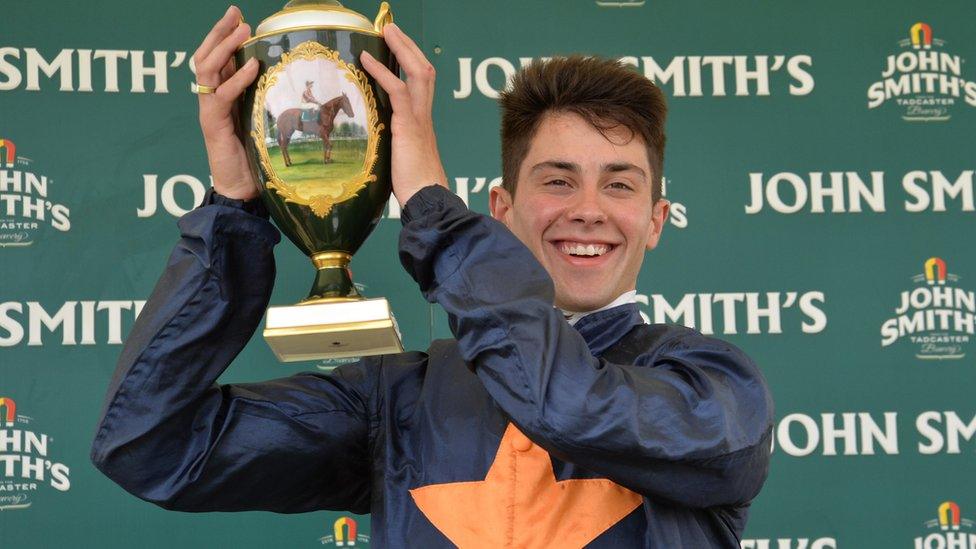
top-left (374, 1), bottom-right (394, 33)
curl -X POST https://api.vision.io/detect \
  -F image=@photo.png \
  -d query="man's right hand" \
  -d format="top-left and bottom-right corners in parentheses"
top-left (193, 5), bottom-right (260, 201)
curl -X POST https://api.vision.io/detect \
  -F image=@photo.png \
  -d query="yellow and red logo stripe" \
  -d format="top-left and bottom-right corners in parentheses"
top-left (910, 22), bottom-right (933, 49)
top-left (939, 501), bottom-right (961, 531)
top-left (334, 516), bottom-right (357, 546)
top-left (0, 397), bottom-right (16, 426)
top-left (924, 257), bottom-right (947, 285)
top-left (0, 138), bottom-right (15, 167)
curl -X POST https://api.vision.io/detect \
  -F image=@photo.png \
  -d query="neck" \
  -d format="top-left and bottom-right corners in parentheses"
top-left (560, 290), bottom-right (638, 326)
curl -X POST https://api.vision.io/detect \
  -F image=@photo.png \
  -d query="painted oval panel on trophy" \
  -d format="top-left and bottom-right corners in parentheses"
top-left (251, 41), bottom-right (382, 217)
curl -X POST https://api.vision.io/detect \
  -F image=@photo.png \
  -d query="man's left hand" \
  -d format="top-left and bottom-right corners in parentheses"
top-left (360, 23), bottom-right (449, 208)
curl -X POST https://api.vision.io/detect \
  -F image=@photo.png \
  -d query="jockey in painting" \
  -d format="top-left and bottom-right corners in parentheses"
top-left (300, 80), bottom-right (320, 122)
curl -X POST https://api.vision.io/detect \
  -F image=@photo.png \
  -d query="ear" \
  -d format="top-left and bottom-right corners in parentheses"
top-left (644, 199), bottom-right (670, 251)
top-left (489, 185), bottom-right (515, 225)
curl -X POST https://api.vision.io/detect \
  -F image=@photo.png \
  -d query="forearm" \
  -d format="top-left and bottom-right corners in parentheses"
top-left (90, 202), bottom-right (281, 506)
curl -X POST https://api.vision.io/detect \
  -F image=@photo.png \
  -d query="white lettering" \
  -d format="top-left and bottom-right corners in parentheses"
top-left (777, 413), bottom-right (820, 457)
top-left (24, 48), bottom-right (73, 91)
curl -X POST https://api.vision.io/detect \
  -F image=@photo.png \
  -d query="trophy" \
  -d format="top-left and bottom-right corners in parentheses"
top-left (235, 0), bottom-right (401, 362)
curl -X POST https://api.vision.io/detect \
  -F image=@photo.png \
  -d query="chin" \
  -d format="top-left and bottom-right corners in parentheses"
top-left (553, 272), bottom-right (623, 310)
top-left (555, 292), bottom-right (613, 313)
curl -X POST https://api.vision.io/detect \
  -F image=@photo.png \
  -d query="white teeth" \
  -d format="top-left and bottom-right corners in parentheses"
top-left (559, 242), bottom-right (610, 256)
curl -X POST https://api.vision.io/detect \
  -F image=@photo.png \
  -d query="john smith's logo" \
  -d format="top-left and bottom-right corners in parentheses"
top-left (867, 22), bottom-right (976, 121)
top-left (319, 516), bottom-right (370, 546)
top-left (880, 257), bottom-right (975, 359)
top-left (0, 138), bottom-right (71, 247)
top-left (0, 397), bottom-right (72, 510)
top-left (914, 501), bottom-right (976, 548)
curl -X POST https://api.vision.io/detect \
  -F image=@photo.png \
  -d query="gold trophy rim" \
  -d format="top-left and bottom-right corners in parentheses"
top-left (239, 1), bottom-right (393, 49)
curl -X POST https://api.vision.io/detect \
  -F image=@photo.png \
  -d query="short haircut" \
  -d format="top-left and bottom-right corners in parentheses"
top-left (499, 55), bottom-right (668, 202)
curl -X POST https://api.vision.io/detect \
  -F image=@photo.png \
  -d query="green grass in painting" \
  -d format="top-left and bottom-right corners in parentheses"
top-left (268, 139), bottom-right (367, 188)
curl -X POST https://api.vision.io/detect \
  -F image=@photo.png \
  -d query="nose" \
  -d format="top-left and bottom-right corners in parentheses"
top-left (565, 185), bottom-right (607, 225)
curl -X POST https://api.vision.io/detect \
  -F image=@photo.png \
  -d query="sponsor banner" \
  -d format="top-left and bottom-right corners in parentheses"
top-left (1, 1), bottom-right (975, 547)
top-left (0, 46), bottom-right (189, 93)
top-left (0, 137), bottom-right (71, 247)
top-left (741, 539), bottom-right (837, 549)
top-left (880, 257), bottom-right (974, 359)
top-left (319, 516), bottom-right (370, 546)
top-left (454, 55), bottom-right (814, 100)
top-left (0, 300), bottom-right (145, 347)
top-left (772, 410), bottom-right (976, 457)
top-left (745, 170), bottom-right (975, 214)
top-left (0, 396), bottom-right (71, 511)
top-left (137, 174), bottom-right (212, 219)
top-left (867, 22), bottom-right (976, 121)
top-left (637, 291), bottom-right (827, 335)
top-left (914, 501), bottom-right (976, 549)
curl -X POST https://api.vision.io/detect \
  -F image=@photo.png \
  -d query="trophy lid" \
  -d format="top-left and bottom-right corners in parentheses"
top-left (255, 0), bottom-right (390, 36)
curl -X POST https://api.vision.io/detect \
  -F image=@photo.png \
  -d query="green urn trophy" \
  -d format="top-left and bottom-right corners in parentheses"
top-left (235, 0), bottom-right (401, 362)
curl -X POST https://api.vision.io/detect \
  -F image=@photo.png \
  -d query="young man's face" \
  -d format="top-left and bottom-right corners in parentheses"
top-left (490, 111), bottom-right (669, 312)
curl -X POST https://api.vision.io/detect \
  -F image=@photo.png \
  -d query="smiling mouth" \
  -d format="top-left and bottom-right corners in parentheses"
top-left (554, 241), bottom-right (617, 258)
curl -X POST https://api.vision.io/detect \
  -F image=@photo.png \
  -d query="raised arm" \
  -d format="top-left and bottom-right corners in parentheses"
top-left (399, 186), bottom-right (774, 509)
top-left (90, 199), bottom-right (376, 513)
top-left (91, 7), bottom-right (376, 513)
top-left (360, 18), bottom-right (772, 509)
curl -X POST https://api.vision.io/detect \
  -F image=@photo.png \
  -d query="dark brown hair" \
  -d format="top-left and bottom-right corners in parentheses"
top-left (499, 55), bottom-right (667, 202)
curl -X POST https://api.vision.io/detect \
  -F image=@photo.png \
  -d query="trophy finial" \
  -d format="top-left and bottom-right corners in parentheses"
top-left (374, 2), bottom-right (394, 34)
top-left (283, 0), bottom-right (344, 8)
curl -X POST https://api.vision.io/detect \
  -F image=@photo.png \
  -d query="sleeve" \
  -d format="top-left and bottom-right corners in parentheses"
top-left (90, 200), bottom-right (375, 514)
top-left (398, 185), bottom-right (774, 509)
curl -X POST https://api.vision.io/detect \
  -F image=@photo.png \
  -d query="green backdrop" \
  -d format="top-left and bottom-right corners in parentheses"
top-left (2, 1), bottom-right (975, 547)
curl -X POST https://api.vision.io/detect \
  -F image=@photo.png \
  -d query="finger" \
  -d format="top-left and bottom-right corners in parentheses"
top-left (199, 58), bottom-right (238, 117)
top-left (384, 24), bottom-right (436, 116)
top-left (219, 57), bottom-right (236, 83)
top-left (387, 23), bottom-right (428, 69)
top-left (361, 51), bottom-right (410, 111)
top-left (383, 23), bottom-right (434, 84)
top-left (215, 57), bottom-right (259, 103)
top-left (192, 6), bottom-right (244, 70)
top-left (199, 22), bottom-right (251, 83)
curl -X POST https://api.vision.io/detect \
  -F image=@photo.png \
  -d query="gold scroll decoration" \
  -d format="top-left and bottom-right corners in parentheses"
top-left (251, 41), bottom-right (384, 217)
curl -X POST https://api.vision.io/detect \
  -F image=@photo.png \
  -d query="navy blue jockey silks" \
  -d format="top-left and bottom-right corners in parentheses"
top-left (91, 185), bottom-right (774, 548)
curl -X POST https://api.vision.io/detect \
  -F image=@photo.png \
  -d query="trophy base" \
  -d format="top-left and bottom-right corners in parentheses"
top-left (264, 298), bottom-right (403, 362)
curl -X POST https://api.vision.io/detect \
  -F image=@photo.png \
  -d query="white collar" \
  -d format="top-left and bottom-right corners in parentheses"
top-left (560, 290), bottom-right (638, 326)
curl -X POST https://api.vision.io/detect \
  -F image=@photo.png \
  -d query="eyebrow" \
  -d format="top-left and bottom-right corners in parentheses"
top-left (530, 160), bottom-right (647, 179)
top-left (530, 160), bottom-right (580, 174)
top-left (604, 162), bottom-right (647, 179)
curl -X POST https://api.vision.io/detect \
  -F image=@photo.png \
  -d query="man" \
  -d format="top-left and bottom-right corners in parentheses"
top-left (300, 80), bottom-right (320, 122)
top-left (91, 6), bottom-right (773, 547)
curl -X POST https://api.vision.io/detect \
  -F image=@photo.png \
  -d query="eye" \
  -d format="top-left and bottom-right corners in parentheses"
top-left (607, 181), bottom-right (634, 191)
top-left (544, 178), bottom-right (571, 187)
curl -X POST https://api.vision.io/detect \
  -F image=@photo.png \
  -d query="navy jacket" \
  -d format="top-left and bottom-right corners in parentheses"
top-left (91, 185), bottom-right (774, 547)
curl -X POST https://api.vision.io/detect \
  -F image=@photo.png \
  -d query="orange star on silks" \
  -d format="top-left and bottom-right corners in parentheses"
top-left (410, 423), bottom-right (643, 548)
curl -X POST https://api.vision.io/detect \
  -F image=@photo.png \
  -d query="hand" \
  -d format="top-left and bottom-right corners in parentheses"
top-left (360, 23), bottom-right (449, 208)
top-left (193, 5), bottom-right (261, 200)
